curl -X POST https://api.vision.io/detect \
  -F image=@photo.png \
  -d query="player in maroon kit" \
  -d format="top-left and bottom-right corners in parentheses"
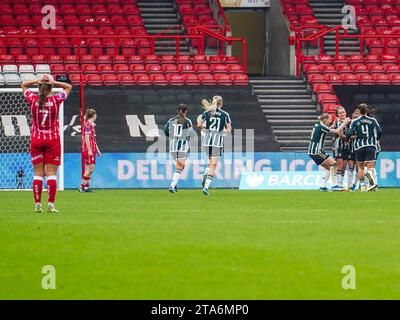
top-left (79, 108), bottom-right (101, 193)
top-left (22, 74), bottom-right (72, 213)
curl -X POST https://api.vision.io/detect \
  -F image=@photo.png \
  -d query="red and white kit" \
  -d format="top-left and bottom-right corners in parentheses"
top-left (82, 120), bottom-right (97, 165)
top-left (24, 90), bottom-right (67, 166)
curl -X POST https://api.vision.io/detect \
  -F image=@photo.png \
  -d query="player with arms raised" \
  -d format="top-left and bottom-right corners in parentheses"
top-left (308, 113), bottom-right (350, 192)
top-left (345, 103), bottom-right (382, 192)
top-left (164, 104), bottom-right (193, 193)
top-left (198, 96), bottom-right (232, 196)
top-left (79, 108), bottom-right (101, 193)
top-left (22, 74), bottom-right (72, 213)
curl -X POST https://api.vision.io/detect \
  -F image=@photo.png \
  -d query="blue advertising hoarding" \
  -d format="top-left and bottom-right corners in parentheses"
top-left (1, 152), bottom-right (399, 189)
top-left (63, 152), bottom-right (400, 189)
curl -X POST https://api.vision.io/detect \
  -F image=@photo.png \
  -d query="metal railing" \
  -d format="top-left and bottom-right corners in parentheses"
top-left (292, 24), bottom-right (400, 76)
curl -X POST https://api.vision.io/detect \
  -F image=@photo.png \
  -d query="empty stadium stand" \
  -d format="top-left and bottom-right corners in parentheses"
top-left (250, 77), bottom-right (326, 152)
top-left (138, 0), bottom-right (190, 55)
top-left (64, 86), bottom-right (280, 152)
top-left (0, 0), bottom-right (247, 87)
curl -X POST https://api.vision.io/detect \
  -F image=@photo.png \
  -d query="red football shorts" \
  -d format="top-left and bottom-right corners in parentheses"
top-left (30, 138), bottom-right (61, 166)
top-left (83, 152), bottom-right (96, 165)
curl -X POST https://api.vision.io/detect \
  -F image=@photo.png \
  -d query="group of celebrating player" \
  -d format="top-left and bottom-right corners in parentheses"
top-left (308, 103), bottom-right (382, 192)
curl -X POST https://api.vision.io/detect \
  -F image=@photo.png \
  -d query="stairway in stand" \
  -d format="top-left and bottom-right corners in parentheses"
top-left (250, 77), bottom-right (332, 152)
top-left (309, 0), bottom-right (361, 55)
top-left (137, 0), bottom-right (190, 55)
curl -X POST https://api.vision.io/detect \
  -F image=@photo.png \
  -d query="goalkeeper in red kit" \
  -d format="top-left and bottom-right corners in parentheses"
top-left (79, 108), bottom-right (101, 193)
top-left (21, 74), bottom-right (72, 213)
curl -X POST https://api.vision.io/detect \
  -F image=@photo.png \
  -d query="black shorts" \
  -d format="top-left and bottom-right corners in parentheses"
top-left (375, 151), bottom-right (380, 161)
top-left (347, 151), bottom-right (356, 161)
top-left (355, 146), bottom-right (376, 162)
top-left (204, 146), bottom-right (222, 158)
top-left (334, 148), bottom-right (348, 160)
top-left (170, 151), bottom-right (188, 161)
top-left (309, 151), bottom-right (330, 166)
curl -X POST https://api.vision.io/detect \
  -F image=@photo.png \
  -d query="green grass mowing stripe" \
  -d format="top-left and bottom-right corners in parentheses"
top-left (0, 190), bottom-right (399, 299)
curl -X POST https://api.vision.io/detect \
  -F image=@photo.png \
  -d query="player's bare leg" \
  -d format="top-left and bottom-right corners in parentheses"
top-left (336, 158), bottom-right (345, 189)
top-left (357, 161), bottom-right (366, 192)
top-left (46, 164), bottom-right (59, 213)
top-left (347, 160), bottom-right (355, 191)
top-left (169, 159), bottom-right (185, 193)
top-left (80, 164), bottom-right (95, 192)
top-left (33, 163), bottom-right (45, 213)
top-left (202, 158), bottom-right (218, 195)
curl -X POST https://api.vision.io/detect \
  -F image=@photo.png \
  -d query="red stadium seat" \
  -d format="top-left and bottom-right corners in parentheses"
top-left (69, 74), bottom-right (84, 86)
top-left (313, 83), bottom-right (334, 94)
top-left (199, 74), bottom-right (217, 85)
top-left (118, 74), bottom-right (135, 86)
top-left (128, 55), bottom-right (143, 65)
top-left (176, 55), bottom-right (191, 64)
top-left (167, 74), bottom-right (185, 85)
top-left (134, 74), bottom-right (152, 85)
top-left (51, 64), bottom-right (67, 75)
top-left (215, 74), bottom-right (233, 85)
top-left (373, 73), bottom-right (391, 85)
top-left (359, 74), bottom-right (375, 85)
top-left (193, 54), bottom-right (208, 64)
top-left (114, 55), bottom-right (127, 64)
top-left (146, 64), bottom-right (162, 74)
top-left (145, 55), bottom-right (159, 64)
top-left (194, 64), bottom-right (210, 74)
top-left (31, 55), bottom-right (47, 65)
top-left (48, 55), bottom-right (63, 65)
top-left (130, 64), bottom-right (146, 74)
top-left (231, 74), bottom-right (249, 85)
top-left (184, 74), bottom-right (201, 85)
top-left (64, 55), bottom-right (79, 64)
top-left (98, 64), bottom-right (114, 75)
top-left (178, 64), bottom-right (194, 74)
top-left (342, 74), bottom-right (360, 85)
top-left (86, 74), bottom-right (103, 86)
top-left (82, 64), bottom-right (98, 74)
top-left (66, 64), bottom-right (81, 74)
top-left (150, 74), bottom-right (169, 86)
top-left (102, 74), bottom-right (119, 85)
top-left (161, 64), bottom-right (177, 74)
top-left (0, 54), bottom-right (14, 64)
top-left (114, 64), bottom-right (130, 74)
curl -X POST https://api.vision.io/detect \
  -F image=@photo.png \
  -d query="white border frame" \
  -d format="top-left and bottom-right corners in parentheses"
top-left (0, 87), bottom-right (64, 191)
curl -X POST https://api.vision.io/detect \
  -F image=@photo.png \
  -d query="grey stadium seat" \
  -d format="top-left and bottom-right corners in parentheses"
top-left (35, 64), bottom-right (51, 74)
top-left (4, 74), bottom-right (21, 85)
top-left (20, 73), bottom-right (37, 82)
top-left (2, 65), bottom-right (18, 74)
top-left (19, 65), bottom-right (35, 74)
top-left (0, 74), bottom-right (5, 86)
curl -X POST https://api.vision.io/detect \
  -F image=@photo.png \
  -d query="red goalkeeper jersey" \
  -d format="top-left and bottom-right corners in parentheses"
top-left (24, 89), bottom-right (68, 140)
top-left (82, 120), bottom-right (97, 154)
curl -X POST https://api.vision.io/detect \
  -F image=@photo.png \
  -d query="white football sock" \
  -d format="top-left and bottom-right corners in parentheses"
top-left (170, 169), bottom-right (182, 188)
top-left (348, 170), bottom-right (354, 188)
top-left (330, 165), bottom-right (338, 186)
top-left (321, 169), bottom-right (330, 188)
top-left (204, 175), bottom-right (213, 189)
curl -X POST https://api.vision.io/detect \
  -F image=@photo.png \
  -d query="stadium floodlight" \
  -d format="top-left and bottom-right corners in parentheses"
top-left (0, 88), bottom-right (64, 191)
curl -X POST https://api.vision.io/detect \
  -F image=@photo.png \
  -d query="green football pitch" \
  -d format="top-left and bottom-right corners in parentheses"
top-left (0, 189), bottom-right (399, 300)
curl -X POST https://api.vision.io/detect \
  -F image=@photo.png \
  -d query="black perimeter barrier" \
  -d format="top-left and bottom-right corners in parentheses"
top-left (335, 85), bottom-right (400, 151)
top-left (64, 86), bottom-right (281, 153)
